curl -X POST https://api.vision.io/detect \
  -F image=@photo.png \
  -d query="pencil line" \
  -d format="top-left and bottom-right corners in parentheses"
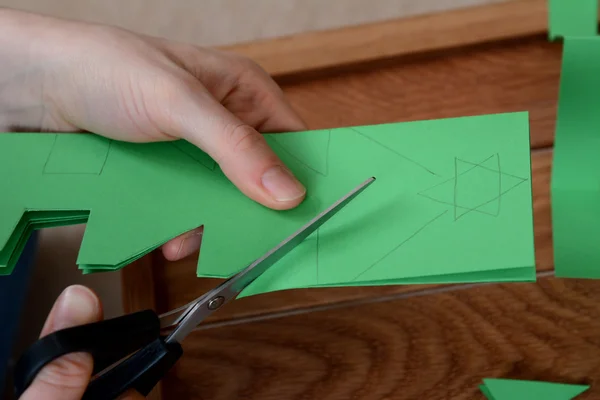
top-left (351, 210), bottom-right (448, 282)
top-left (496, 152), bottom-right (501, 216)
top-left (454, 178), bottom-right (528, 221)
top-left (453, 157), bottom-right (458, 220)
top-left (270, 130), bottom-right (331, 177)
top-left (170, 141), bottom-right (215, 172)
top-left (417, 154), bottom-right (495, 196)
top-left (97, 140), bottom-right (113, 176)
top-left (418, 193), bottom-right (497, 216)
top-left (41, 135), bottom-right (58, 173)
top-left (349, 127), bottom-right (439, 176)
top-left (457, 158), bottom-right (528, 181)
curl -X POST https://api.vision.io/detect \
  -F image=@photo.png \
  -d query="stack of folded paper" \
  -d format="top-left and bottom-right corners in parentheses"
top-left (0, 211), bottom-right (89, 275)
top-left (0, 112), bottom-right (537, 297)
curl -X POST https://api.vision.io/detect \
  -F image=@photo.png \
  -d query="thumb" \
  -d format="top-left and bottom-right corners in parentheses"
top-left (19, 285), bottom-right (101, 400)
top-left (164, 87), bottom-right (307, 210)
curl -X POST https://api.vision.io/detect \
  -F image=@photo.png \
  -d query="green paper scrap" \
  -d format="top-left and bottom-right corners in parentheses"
top-left (551, 37), bottom-right (600, 279)
top-left (548, 0), bottom-right (598, 40)
top-left (480, 378), bottom-right (589, 400)
top-left (0, 112), bottom-right (536, 297)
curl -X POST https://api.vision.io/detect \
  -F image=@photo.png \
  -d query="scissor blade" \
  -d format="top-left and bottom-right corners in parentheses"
top-left (230, 176), bottom-right (376, 295)
top-left (164, 176), bottom-right (376, 343)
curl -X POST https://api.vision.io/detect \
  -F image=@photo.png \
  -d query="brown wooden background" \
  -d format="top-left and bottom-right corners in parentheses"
top-left (121, 1), bottom-right (600, 399)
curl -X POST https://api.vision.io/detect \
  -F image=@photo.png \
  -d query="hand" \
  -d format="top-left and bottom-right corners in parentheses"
top-left (18, 285), bottom-right (144, 400)
top-left (0, 9), bottom-right (307, 261)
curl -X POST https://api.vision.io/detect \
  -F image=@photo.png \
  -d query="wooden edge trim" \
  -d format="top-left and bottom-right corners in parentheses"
top-left (220, 0), bottom-right (549, 77)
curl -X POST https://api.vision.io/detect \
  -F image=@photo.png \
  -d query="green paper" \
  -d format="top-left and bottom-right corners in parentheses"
top-left (0, 112), bottom-right (535, 296)
top-left (548, 0), bottom-right (598, 40)
top-left (551, 37), bottom-right (600, 279)
top-left (0, 210), bottom-right (89, 274)
top-left (232, 112), bottom-right (535, 297)
top-left (479, 385), bottom-right (493, 399)
top-left (43, 134), bottom-right (112, 174)
top-left (480, 378), bottom-right (589, 400)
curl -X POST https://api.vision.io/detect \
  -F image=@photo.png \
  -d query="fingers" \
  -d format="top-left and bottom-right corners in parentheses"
top-left (160, 83), bottom-right (306, 210)
top-left (157, 46), bottom-right (308, 211)
top-left (161, 226), bottom-right (203, 261)
top-left (159, 44), bottom-right (307, 133)
top-left (197, 102), bottom-right (307, 209)
top-left (196, 103), bottom-right (307, 209)
top-left (19, 285), bottom-right (102, 400)
top-left (226, 56), bottom-right (308, 134)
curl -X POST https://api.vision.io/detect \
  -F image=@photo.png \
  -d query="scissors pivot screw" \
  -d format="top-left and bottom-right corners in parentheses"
top-left (207, 296), bottom-right (225, 310)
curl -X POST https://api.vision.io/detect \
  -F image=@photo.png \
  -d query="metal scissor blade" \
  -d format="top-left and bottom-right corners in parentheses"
top-left (163, 176), bottom-right (376, 343)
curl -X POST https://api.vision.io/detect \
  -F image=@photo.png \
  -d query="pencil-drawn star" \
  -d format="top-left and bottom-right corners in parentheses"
top-left (417, 153), bottom-right (528, 221)
top-left (268, 129), bottom-right (332, 176)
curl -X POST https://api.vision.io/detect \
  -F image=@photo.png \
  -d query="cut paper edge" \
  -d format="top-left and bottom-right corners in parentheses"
top-left (481, 378), bottom-right (590, 400)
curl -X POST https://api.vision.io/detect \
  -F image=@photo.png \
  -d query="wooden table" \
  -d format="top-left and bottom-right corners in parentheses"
top-left (121, 1), bottom-right (600, 398)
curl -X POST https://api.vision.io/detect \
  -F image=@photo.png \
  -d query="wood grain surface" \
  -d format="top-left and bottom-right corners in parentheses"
top-left (280, 34), bottom-right (562, 149)
top-left (224, 0), bottom-right (550, 77)
top-left (162, 277), bottom-right (600, 400)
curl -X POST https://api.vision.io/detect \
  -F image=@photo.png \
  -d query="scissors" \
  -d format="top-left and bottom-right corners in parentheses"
top-left (13, 176), bottom-right (375, 400)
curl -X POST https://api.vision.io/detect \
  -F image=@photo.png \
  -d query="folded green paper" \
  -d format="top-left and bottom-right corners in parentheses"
top-left (232, 112), bottom-right (536, 296)
top-left (0, 112), bottom-right (535, 297)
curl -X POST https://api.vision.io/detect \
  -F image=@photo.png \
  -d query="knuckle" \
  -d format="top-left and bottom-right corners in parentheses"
top-left (229, 54), bottom-right (264, 77)
top-left (35, 353), bottom-right (92, 390)
top-left (225, 123), bottom-right (265, 155)
top-left (241, 57), bottom-right (263, 73)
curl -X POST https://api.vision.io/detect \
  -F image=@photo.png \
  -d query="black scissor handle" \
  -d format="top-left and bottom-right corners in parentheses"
top-left (82, 337), bottom-right (183, 400)
top-left (14, 309), bottom-right (161, 398)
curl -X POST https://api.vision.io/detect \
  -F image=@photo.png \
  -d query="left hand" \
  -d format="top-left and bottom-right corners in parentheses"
top-left (0, 9), bottom-right (308, 262)
top-left (18, 285), bottom-right (144, 400)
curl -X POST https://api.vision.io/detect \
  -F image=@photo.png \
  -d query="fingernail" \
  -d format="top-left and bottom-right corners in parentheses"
top-left (53, 286), bottom-right (100, 331)
top-left (176, 230), bottom-right (202, 259)
top-left (261, 165), bottom-right (306, 202)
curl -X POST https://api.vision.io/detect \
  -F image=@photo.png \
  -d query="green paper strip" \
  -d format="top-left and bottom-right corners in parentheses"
top-left (548, 0), bottom-right (598, 40)
top-left (480, 378), bottom-right (589, 400)
top-left (0, 112), bottom-right (535, 296)
top-left (551, 37), bottom-right (600, 279)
